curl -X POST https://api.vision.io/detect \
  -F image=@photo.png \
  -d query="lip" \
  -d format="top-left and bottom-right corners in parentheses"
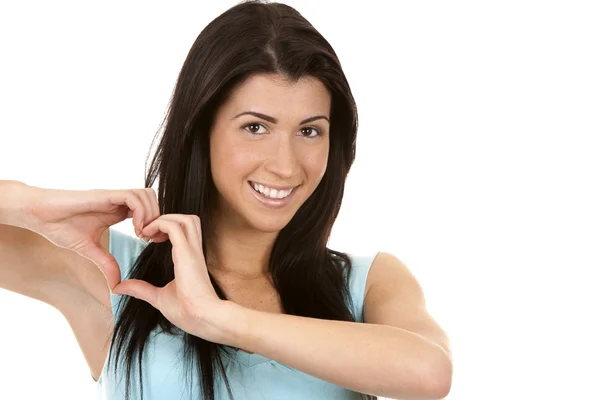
top-left (247, 181), bottom-right (298, 209)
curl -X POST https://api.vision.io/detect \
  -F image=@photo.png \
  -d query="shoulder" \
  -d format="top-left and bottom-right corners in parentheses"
top-left (334, 251), bottom-right (427, 324)
top-left (336, 251), bottom-right (410, 304)
top-left (363, 252), bottom-right (451, 356)
top-left (364, 252), bottom-right (429, 319)
top-left (364, 251), bottom-right (419, 303)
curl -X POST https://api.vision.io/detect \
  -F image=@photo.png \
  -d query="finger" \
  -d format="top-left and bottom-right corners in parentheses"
top-left (191, 213), bottom-right (202, 238)
top-left (141, 217), bottom-right (193, 254)
top-left (140, 217), bottom-right (204, 285)
top-left (139, 213), bottom-right (169, 244)
top-left (80, 243), bottom-right (122, 291)
top-left (142, 214), bottom-right (202, 254)
top-left (166, 214), bottom-right (202, 253)
top-left (108, 190), bottom-right (146, 236)
top-left (144, 188), bottom-right (161, 222)
top-left (133, 189), bottom-right (153, 234)
top-left (138, 188), bottom-right (163, 241)
top-left (112, 279), bottom-right (160, 309)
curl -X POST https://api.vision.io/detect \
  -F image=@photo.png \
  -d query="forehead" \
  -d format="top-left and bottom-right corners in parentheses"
top-left (219, 73), bottom-right (331, 118)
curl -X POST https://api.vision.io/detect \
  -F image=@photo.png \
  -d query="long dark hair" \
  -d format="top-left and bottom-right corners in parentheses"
top-left (108, 1), bottom-right (374, 399)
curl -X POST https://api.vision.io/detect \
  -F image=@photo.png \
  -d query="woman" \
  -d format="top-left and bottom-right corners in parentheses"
top-left (0, 1), bottom-right (452, 399)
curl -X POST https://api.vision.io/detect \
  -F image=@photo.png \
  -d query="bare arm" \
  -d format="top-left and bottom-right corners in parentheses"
top-left (0, 180), bottom-right (114, 380)
top-left (0, 180), bottom-right (69, 304)
top-left (0, 180), bottom-right (104, 304)
top-left (0, 180), bottom-right (161, 380)
top-left (0, 180), bottom-right (34, 228)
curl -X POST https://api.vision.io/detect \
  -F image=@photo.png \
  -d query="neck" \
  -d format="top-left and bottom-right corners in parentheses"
top-left (205, 213), bottom-right (278, 281)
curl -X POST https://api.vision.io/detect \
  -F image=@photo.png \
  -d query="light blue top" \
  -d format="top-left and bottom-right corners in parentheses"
top-left (97, 227), bottom-right (378, 400)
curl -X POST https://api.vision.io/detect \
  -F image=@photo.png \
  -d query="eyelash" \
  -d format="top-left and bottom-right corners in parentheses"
top-left (242, 122), bottom-right (322, 138)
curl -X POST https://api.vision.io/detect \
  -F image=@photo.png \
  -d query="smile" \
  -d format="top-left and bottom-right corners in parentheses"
top-left (249, 181), bottom-right (296, 199)
top-left (248, 181), bottom-right (299, 209)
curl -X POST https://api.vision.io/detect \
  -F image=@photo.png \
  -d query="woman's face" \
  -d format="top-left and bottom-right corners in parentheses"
top-left (209, 73), bottom-right (331, 233)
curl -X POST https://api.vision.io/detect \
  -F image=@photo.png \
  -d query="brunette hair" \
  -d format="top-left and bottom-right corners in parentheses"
top-left (108, 1), bottom-right (373, 399)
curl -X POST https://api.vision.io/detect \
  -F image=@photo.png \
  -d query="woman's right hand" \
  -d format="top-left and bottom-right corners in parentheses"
top-left (24, 186), bottom-right (161, 290)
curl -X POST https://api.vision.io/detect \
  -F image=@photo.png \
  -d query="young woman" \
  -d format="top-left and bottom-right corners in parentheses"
top-left (0, 1), bottom-right (452, 399)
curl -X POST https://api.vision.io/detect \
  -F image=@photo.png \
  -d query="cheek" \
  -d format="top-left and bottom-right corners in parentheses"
top-left (304, 144), bottom-right (329, 181)
top-left (212, 139), bottom-right (260, 182)
top-left (211, 136), bottom-right (238, 190)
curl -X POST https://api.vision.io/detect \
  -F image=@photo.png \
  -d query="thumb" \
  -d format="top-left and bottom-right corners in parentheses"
top-left (112, 279), bottom-right (160, 309)
top-left (80, 244), bottom-right (121, 291)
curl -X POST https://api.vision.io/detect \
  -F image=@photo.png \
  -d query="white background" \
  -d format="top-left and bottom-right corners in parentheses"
top-left (1, 0), bottom-right (599, 399)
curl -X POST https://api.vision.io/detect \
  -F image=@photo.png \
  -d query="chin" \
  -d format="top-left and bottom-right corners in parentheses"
top-left (247, 215), bottom-right (293, 233)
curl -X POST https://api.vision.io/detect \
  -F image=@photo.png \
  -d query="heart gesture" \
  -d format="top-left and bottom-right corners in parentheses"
top-left (112, 214), bottom-right (238, 345)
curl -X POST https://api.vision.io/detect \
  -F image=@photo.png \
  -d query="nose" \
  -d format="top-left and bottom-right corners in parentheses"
top-left (264, 135), bottom-right (299, 179)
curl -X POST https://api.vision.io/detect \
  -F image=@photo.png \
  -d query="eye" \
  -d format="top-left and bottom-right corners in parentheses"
top-left (299, 126), bottom-right (321, 138)
top-left (243, 123), bottom-right (268, 135)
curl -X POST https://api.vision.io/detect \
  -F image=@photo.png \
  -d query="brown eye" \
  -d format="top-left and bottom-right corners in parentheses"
top-left (300, 127), bottom-right (321, 138)
top-left (243, 123), bottom-right (267, 135)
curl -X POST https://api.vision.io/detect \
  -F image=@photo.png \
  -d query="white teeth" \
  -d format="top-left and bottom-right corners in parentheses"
top-left (251, 182), bottom-right (294, 199)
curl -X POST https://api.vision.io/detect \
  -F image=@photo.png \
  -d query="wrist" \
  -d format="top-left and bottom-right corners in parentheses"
top-left (0, 180), bottom-right (39, 229)
top-left (219, 301), bottom-right (253, 349)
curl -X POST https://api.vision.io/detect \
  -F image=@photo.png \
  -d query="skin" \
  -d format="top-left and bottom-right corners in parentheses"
top-left (115, 75), bottom-right (451, 395)
top-left (105, 72), bottom-right (334, 359)
top-left (205, 73), bottom-right (331, 283)
top-left (0, 73), bottom-right (451, 393)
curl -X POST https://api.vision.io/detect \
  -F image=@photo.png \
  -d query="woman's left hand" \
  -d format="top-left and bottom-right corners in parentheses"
top-left (112, 214), bottom-right (238, 345)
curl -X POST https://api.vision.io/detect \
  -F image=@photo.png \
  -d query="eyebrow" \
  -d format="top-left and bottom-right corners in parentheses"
top-left (233, 111), bottom-right (330, 125)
